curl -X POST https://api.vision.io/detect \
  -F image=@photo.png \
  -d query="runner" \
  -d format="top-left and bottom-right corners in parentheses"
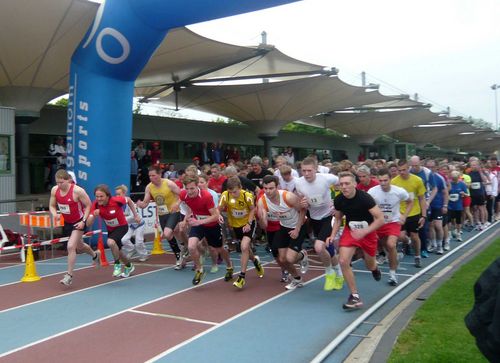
top-left (87, 184), bottom-right (141, 278)
top-left (327, 172), bottom-right (384, 310)
top-left (49, 169), bottom-right (100, 286)
top-left (368, 168), bottom-right (413, 286)
top-left (356, 165), bottom-right (379, 192)
top-left (219, 176), bottom-right (264, 289)
top-left (448, 170), bottom-right (468, 242)
top-left (295, 157), bottom-right (343, 291)
top-left (178, 174), bottom-right (233, 285)
top-left (115, 184), bottom-right (148, 262)
top-left (391, 159), bottom-right (427, 268)
top-left (426, 159), bottom-right (448, 254)
top-left (257, 175), bottom-right (308, 290)
top-left (137, 165), bottom-right (183, 267)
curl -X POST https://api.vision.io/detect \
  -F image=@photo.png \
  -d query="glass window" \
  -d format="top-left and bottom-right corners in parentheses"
top-left (0, 135), bottom-right (11, 173)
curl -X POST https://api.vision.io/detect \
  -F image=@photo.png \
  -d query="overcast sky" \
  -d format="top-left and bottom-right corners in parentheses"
top-left (189, 0), bottom-right (500, 129)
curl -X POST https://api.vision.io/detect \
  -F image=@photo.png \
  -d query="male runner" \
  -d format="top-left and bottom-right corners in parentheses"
top-left (219, 176), bottom-right (264, 289)
top-left (295, 157), bottom-right (343, 290)
top-left (327, 172), bottom-right (384, 309)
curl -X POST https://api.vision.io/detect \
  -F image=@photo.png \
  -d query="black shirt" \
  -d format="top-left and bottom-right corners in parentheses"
top-left (221, 176), bottom-right (257, 193)
top-left (334, 190), bottom-right (376, 226)
top-left (246, 169), bottom-right (273, 188)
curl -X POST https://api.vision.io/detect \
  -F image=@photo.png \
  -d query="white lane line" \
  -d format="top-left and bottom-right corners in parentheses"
top-left (0, 265), bottom-right (94, 289)
top-left (145, 274), bottom-right (326, 363)
top-left (0, 266), bottom-right (239, 359)
top-left (0, 265), bottom-right (173, 315)
top-left (129, 309), bottom-right (218, 326)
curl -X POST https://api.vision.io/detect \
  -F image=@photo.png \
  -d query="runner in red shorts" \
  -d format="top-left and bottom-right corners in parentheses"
top-left (327, 172), bottom-right (384, 310)
top-left (368, 169), bottom-right (413, 286)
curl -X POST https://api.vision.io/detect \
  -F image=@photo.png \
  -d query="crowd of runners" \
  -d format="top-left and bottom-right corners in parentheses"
top-left (49, 153), bottom-right (500, 310)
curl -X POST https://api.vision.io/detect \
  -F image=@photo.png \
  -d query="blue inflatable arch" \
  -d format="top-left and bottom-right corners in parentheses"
top-left (67, 0), bottom-right (298, 192)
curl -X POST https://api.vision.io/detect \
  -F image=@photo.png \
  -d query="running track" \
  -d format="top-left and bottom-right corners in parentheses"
top-left (0, 223), bottom-right (498, 362)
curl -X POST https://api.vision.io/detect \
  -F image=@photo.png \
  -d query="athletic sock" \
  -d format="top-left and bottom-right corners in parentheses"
top-left (168, 237), bottom-right (181, 255)
top-left (325, 265), bottom-right (334, 275)
top-left (114, 259), bottom-right (120, 265)
top-left (239, 272), bottom-right (246, 278)
top-left (332, 263), bottom-right (342, 276)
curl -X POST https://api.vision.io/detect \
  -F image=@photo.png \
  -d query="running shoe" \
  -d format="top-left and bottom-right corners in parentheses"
top-left (113, 263), bottom-right (122, 277)
top-left (343, 294), bottom-right (363, 310)
top-left (60, 273), bottom-right (73, 286)
top-left (192, 270), bottom-right (205, 285)
top-left (421, 250), bottom-right (429, 258)
top-left (210, 265), bottom-right (219, 273)
top-left (253, 256), bottom-right (264, 278)
top-left (285, 277), bottom-right (303, 290)
top-left (372, 268), bottom-right (382, 281)
top-left (324, 272), bottom-right (337, 291)
top-left (451, 230), bottom-right (458, 239)
top-left (427, 244), bottom-right (435, 253)
top-left (397, 252), bottom-right (405, 261)
top-left (233, 275), bottom-right (246, 289)
top-left (224, 267), bottom-right (234, 281)
top-left (280, 270), bottom-right (290, 283)
top-left (376, 253), bottom-right (386, 265)
top-left (388, 275), bottom-right (398, 286)
top-left (300, 249), bottom-right (309, 274)
top-left (138, 254), bottom-right (149, 262)
top-left (334, 275), bottom-right (344, 290)
top-left (436, 246), bottom-right (444, 255)
top-left (93, 250), bottom-right (102, 268)
top-left (414, 257), bottom-right (422, 268)
top-left (457, 236), bottom-right (463, 242)
top-left (443, 241), bottom-right (450, 251)
top-left (121, 263), bottom-right (135, 278)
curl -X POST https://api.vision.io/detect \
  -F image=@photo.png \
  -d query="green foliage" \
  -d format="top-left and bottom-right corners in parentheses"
top-left (282, 122), bottom-right (345, 137)
top-left (54, 98), bottom-right (68, 107)
top-left (468, 116), bottom-right (493, 130)
top-left (212, 117), bottom-right (245, 125)
top-left (389, 239), bottom-right (500, 363)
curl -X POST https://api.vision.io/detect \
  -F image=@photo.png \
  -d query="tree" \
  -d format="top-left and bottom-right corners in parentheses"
top-left (53, 98), bottom-right (68, 107)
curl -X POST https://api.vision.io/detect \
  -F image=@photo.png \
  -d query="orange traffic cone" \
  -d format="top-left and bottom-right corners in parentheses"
top-left (21, 246), bottom-right (41, 282)
top-left (151, 226), bottom-right (165, 255)
top-left (97, 233), bottom-right (109, 266)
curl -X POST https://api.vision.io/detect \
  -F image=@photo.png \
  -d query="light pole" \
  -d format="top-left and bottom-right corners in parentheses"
top-left (491, 84), bottom-right (499, 131)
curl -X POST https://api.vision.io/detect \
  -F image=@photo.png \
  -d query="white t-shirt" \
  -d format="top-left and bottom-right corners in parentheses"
top-left (317, 165), bottom-right (330, 174)
top-left (274, 168), bottom-right (299, 192)
top-left (295, 173), bottom-right (338, 220)
top-left (368, 184), bottom-right (409, 224)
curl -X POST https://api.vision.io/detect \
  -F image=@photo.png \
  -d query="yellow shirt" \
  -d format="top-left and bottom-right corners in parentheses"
top-left (148, 179), bottom-right (178, 215)
top-left (391, 174), bottom-right (426, 216)
top-left (219, 190), bottom-right (254, 228)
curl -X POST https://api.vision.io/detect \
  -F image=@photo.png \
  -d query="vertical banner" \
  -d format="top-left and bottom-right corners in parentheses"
top-left (67, 0), bottom-right (300, 193)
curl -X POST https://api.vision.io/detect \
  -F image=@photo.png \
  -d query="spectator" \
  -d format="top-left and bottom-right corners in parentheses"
top-left (229, 146), bottom-right (240, 162)
top-left (212, 142), bottom-right (223, 164)
top-left (134, 141), bottom-right (146, 166)
top-left (282, 146), bottom-right (295, 165)
top-left (150, 141), bottom-right (161, 164)
top-left (196, 142), bottom-right (212, 165)
top-left (130, 150), bottom-right (138, 192)
top-left (47, 136), bottom-right (67, 187)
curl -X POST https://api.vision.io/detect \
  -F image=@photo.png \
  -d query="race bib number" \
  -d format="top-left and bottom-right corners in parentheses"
top-left (157, 205), bottom-right (169, 214)
top-left (196, 215), bottom-right (209, 220)
top-left (308, 194), bottom-right (324, 206)
top-left (470, 182), bottom-right (481, 190)
top-left (58, 203), bottom-right (70, 214)
top-left (105, 218), bottom-right (119, 227)
top-left (383, 211), bottom-right (392, 221)
top-left (277, 211), bottom-right (292, 221)
top-left (231, 209), bottom-right (247, 218)
top-left (348, 221), bottom-right (369, 230)
top-left (449, 193), bottom-right (459, 202)
top-left (267, 212), bottom-right (279, 221)
top-left (408, 192), bottom-right (415, 200)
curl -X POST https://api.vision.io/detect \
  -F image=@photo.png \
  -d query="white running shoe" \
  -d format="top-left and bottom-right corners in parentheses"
top-left (299, 250), bottom-right (309, 274)
top-left (285, 278), bottom-right (303, 290)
